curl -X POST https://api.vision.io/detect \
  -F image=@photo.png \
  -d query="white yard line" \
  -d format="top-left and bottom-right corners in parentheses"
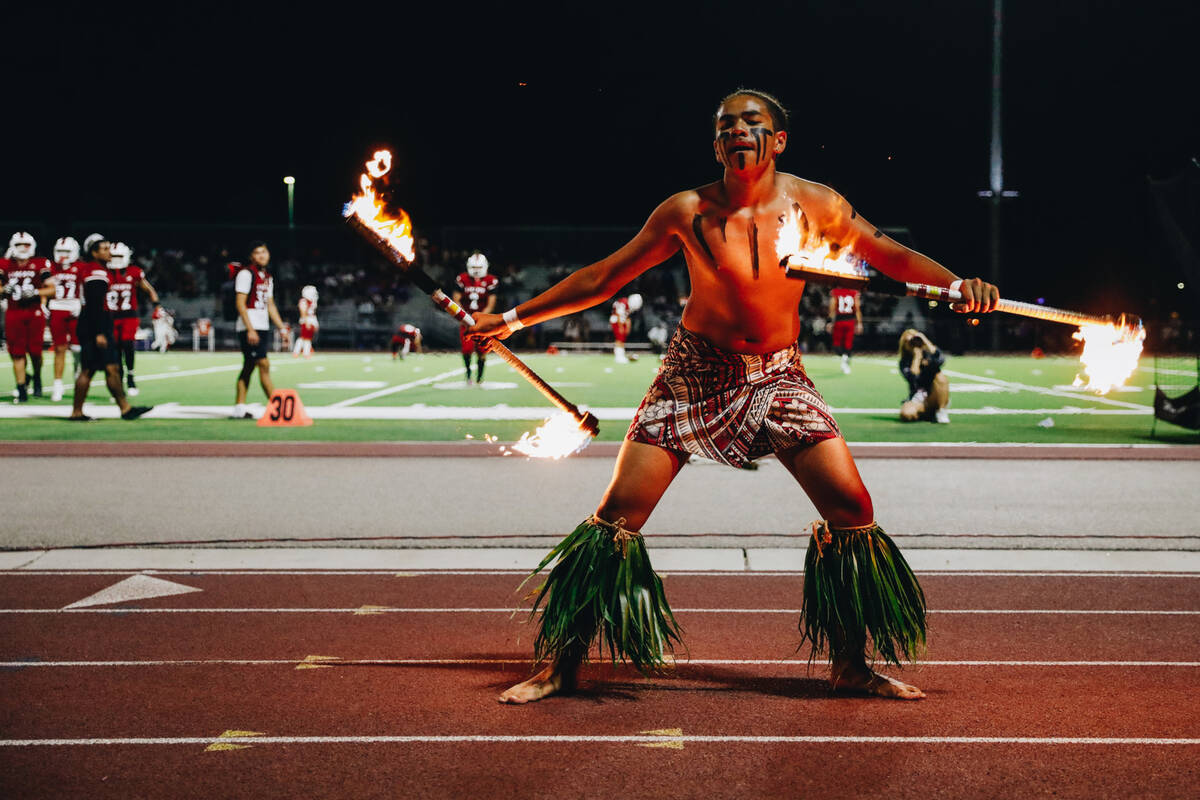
top-left (2, 734), bottom-right (1196, 747)
top-left (328, 368), bottom-right (470, 407)
top-left (863, 358), bottom-right (1151, 410)
top-left (0, 607), bottom-right (1194, 615)
top-left (132, 359), bottom-right (317, 382)
top-left (2, 658), bottom-right (1195, 668)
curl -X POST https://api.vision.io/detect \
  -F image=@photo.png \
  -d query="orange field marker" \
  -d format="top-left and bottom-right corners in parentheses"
top-left (257, 389), bottom-right (314, 427)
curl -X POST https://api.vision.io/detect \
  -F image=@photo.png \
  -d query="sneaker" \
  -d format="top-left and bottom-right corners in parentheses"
top-left (32, 378), bottom-right (43, 397)
top-left (121, 405), bottom-right (153, 420)
top-left (67, 414), bottom-right (94, 421)
top-left (15, 384), bottom-right (28, 403)
top-left (51, 382), bottom-right (63, 402)
top-left (126, 385), bottom-right (140, 397)
top-left (934, 408), bottom-right (951, 424)
top-left (841, 361), bottom-right (851, 374)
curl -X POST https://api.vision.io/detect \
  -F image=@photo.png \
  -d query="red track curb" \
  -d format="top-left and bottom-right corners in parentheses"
top-left (2, 441), bottom-right (1198, 459)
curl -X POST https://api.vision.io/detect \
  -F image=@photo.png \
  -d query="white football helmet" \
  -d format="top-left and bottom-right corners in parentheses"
top-left (83, 233), bottom-right (106, 256)
top-left (626, 293), bottom-right (643, 312)
top-left (301, 285), bottom-right (319, 303)
top-left (466, 252), bottom-right (489, 279)
top-left (8, 232), bottom-right (35, 260)
top-left (109, 241), bottom-right (132, 269)
top-left (53, 237), bottom-right (80, 265)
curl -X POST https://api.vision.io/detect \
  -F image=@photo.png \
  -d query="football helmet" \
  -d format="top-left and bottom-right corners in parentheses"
top-left (626, 293), bottom-right (643, 312)
top-left (8, 232), bottom-right (35, 260)
top-left (466, 252), bottom-right (489, 279)
top-left (83, 233), bottom-right (107, 256)
top-left (301, 285), bottom-right (319, 303)
top-left (53, 237), bottom-right (80, 265)
top-left (109, 241), bottom-right (132, 269)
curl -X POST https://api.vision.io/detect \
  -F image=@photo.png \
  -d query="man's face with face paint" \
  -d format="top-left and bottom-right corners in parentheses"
top-left (713, 95), bottom-right (785, 172)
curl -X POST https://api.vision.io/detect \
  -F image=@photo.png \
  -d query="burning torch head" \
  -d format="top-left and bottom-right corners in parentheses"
top-left (466, 252), bottom-right (489, 279)
top-left (579, 411), bottom-right (600, 438)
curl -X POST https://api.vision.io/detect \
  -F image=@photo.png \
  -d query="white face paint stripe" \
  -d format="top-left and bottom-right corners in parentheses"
top-left (1, 735), bottom-right (1197, 747)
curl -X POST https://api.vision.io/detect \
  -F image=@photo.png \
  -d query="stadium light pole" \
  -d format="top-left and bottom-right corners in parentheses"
top-left (284, 176), bottom-right (296, 229)
top-left (977, 0), bottom-right (1018, 350)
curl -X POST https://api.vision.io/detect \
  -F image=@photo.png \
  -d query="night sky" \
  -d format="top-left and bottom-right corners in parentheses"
top-left (7, 1), bottom-right (1197, 315)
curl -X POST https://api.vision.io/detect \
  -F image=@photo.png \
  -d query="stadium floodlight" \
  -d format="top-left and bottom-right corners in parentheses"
top-left (284, 176), bottom-right (296, 228)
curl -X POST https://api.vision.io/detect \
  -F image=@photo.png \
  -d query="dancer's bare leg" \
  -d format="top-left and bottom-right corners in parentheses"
top-left (778, 438), bottom-right (925, 700)
top-left (499, 440), bottom-right (688, 704)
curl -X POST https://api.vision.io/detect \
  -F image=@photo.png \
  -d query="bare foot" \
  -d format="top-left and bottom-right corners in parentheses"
top-left (831, 661), bottom-right (925, 700)
top-left (498, 662), bottom-right (577, 704)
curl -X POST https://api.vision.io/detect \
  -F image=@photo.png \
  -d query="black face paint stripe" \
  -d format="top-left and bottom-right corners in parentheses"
top-left (850, 207), bottom-right (857, 220)
top-left (692, 214), bottom-right (718, 269)
top-left (748, 221), bottom-right (760, 279)
top-left (753, 128), bottom-right (773, 163)
top-left (718, 217), bottom-right (728, 242)
top-left (737, 152), bottom-right (746, 169)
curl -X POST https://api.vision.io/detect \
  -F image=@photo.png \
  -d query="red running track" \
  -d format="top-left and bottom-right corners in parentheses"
top-left (0, 570), bottom-right (1197, 799)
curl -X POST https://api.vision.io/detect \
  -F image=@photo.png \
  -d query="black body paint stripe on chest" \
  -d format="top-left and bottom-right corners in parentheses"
top-left (748, 221), bottom-right (760, 279)
top-left (692, 214), bottom-right (718, 269)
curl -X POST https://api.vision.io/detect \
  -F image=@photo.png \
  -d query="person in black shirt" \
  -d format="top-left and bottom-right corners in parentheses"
top-left (69, 236), bottom-right (152, 421)
top-left (898, 329), bottom-right (950, 423)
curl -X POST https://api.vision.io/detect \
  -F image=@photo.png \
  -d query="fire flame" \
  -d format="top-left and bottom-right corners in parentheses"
top-left (775, 205), bottom-right (867, 278)
top-left (1071, 321), bottom-right (1145, 395)
top-left (501, 412), bottom-right (593, 459)
top-left (343, 149), bottom-right (415, 262)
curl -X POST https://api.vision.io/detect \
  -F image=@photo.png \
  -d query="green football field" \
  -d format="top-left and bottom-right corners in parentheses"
top-left (0, 349), bottom-right (1192, 444)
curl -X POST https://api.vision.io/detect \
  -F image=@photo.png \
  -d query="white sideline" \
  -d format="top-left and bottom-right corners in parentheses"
top-left (2, 734), bottom-right (1197, 747)
top-left (2, 548), bottom-right (1197, 573)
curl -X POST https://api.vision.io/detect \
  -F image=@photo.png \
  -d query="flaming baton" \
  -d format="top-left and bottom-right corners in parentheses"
top-left (343, 150), bottom-right (599, 454)
top-left (776, 213), bottom-right (1146, 395)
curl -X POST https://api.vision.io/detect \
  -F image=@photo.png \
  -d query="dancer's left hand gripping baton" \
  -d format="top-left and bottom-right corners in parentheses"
top-left (344, 214), bottom-right (599, 437)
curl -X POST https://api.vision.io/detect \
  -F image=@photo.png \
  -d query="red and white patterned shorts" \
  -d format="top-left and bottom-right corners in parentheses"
top-left (627, 326), bottom-right (840, 468)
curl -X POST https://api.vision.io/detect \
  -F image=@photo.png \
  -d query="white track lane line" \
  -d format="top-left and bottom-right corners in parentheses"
top-left (2, 734), bottom-right (1197, 747)
top-left (2, 658), bottom-right (1196, 668)
top-left (0, 607), bottom-right (1195, 615)
top-left (3, 570), bottom-right (1197, 577)
top-left (327, 368), bottom-right (470, 408)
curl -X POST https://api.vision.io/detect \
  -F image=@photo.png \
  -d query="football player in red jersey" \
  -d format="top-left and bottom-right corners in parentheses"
top-left (68, 235), bottom-right (152, 421)
top-left (48, 237), bottom-right (83, 401)
top-left (828, 286), bottom-right (862, 374)
top-left (452, 252), bottom-right (498, 384)
top-left (106, 242), bottom-right (160, 396)
top-left (609, 293), bottom-right (643, 363)
top-left (293, 284), bottom-right (319, 358)
top-left (1, 232), bottom-right (55, 402)
top-left (390, 323), bottom-right (422, 359)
